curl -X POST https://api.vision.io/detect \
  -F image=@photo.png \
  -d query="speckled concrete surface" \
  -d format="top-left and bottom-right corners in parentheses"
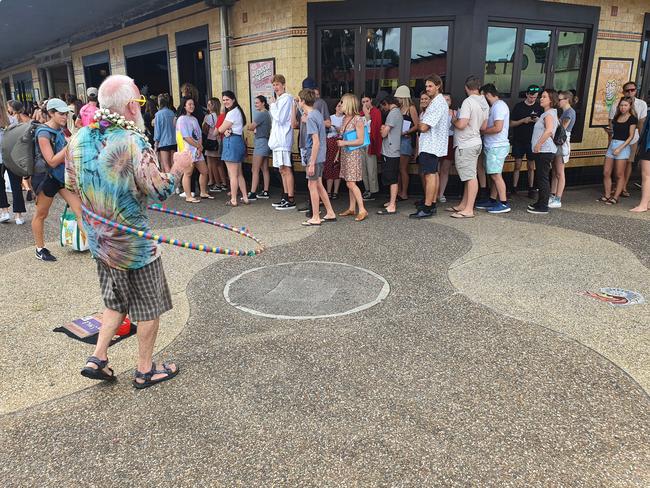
top-left (444, 215), bottom-right (650, 392)
top-left (1, 188), bottom-right (649, 486)
top-left (0, 201), bottom-right (316, 414)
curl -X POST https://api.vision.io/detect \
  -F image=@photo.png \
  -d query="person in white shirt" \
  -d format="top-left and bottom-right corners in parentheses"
top-left (608, 81), bottom-right (647, 196)
top-left (478, 83), bottom-right (511, 214)
top-left (218, 90), bottom-right (249, 206)
top-left (268, 74), bottom-right (296, 210)
top-left (410, 74), bottom-right (448, 219)
top-left (449, 76), bottom-right (489, 218)
top-left (438, 93), bottom-right (456, 203)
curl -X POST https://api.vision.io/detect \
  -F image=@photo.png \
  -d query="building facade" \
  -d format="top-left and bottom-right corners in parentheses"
top-left (1, 0), bottom-right (649, 181)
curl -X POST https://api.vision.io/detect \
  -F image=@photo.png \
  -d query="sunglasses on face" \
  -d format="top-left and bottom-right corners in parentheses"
top-left (130, 95), bottom-right (147, 106)
top-left (624, 88), bottom-right (637, 93)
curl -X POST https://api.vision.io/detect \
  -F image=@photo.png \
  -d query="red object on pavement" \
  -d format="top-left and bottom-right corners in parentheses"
top-left (116, 316), bottom-right (132, 336)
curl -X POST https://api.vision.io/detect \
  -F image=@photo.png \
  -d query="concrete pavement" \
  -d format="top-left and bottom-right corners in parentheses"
top-left (1, 186), bottom-right (648, 486)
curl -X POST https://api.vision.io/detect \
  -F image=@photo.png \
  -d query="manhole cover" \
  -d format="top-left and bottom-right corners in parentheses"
top-left (223, 261), bottom-right (390, 319)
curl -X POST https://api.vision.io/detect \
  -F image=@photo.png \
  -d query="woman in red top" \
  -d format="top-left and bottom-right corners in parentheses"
top-left (361, 94), bottom-right (382, 200)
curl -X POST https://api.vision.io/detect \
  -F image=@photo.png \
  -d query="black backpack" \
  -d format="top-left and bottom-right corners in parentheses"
top-left (553, 123), bottom-right (567, 146)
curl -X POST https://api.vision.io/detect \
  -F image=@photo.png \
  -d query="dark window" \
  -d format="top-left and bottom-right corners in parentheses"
top-left (365, 27), bottom-right (400, 97)
top-left (84, 63), bottom-right (110, 89)
top-left (320, 28), bottom-right (356, 102)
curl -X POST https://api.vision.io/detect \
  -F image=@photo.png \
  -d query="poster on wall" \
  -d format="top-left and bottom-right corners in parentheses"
top-left (590, 57), bottom-right (634, 127)
top-left (248, 58), bottom-right (275, 119)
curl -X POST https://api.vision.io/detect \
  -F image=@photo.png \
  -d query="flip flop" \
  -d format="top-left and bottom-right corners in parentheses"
top-left (199, 194), bottom-right (215, 200)
top-left (185, 198), bottom-right (201, 203)
top-left (301, 220), bottom-right (322, 226)
top-left (397, 195), bottom-right (408, 201)
top-left (323, 217), bottom-right (338, 222)
top-left (133, 362), bottom-right (179, 390)
top-left (225, 201), bottom-right (238, 207)
top-left (377, 208), bottom-right (397, 215)
top-left (445, 206), bottom-right (462, 212)
top-left (80, 356), bottom-right (117, 382)
top-left (450, 212), bottom-right (475, 219)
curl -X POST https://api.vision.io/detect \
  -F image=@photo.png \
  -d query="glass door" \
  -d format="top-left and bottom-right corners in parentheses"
top-left (364, 27), bottom-right (401, 97)
top-left (408, 25), bottom-right (450, 97)
top-left (318, 27), bottom-right (357, 108)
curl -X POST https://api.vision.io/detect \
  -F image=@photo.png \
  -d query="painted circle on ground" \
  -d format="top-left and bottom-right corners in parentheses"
top-left (223, 261), bottom-right (390, 320)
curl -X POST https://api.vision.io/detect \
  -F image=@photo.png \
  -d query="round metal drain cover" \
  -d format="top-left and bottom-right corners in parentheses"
top-left (223, 261), bottom-right (390, 320)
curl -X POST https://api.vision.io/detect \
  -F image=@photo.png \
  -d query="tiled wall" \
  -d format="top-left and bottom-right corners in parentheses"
top-left (549, 0), bottom-right (647, 166)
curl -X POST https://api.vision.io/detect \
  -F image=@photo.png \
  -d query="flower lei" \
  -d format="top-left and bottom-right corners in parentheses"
top-left (90, 108), bottom-right (151, 148)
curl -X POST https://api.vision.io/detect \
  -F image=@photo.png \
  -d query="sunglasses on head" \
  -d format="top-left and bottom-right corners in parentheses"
top-left (527, 89), bottom-right (540, 94)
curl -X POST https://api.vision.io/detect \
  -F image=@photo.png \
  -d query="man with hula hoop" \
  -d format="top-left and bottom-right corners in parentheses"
top-left (66, 75), bottom-right (193, 389)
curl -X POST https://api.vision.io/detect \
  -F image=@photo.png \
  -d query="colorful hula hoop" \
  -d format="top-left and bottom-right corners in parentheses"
top-left (82, 205), bottom-right (265, 257)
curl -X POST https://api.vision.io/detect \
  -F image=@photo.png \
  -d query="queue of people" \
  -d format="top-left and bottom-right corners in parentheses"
top-left (1, 74), bottom-right (650, 262)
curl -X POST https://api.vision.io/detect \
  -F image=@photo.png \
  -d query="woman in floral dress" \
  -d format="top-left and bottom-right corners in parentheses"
top-left (336, 94), bottom-right (368, 221)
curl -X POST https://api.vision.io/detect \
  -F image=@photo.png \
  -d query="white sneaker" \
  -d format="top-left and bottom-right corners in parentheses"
top-left (15, 216), bottom-right (25, 225)
top-left (548, 197), bottom-right (562, 209)
top-left (0, 212), bottom-right (10, 223)
top-left (439, 195), bottom-right (447, 203)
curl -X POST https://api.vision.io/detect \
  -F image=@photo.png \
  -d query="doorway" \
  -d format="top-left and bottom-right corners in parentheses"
top-left (84, 63), bottom-right (110, 89)
top-left (126, 51), bottom-right (170, 98)
top-left (177, 41), bottom-right (209, 107)
top-left (124, 36), bottom-right (170, 98)
top-left (175, 26), bottom-right (211, 108)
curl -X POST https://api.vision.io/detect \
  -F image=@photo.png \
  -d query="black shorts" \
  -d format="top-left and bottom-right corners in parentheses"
top-left (381, 156), bottom-right (400, 186)
top-left (158, 144), bottom-right (177, 152)
top-left (639, 148), bottom-right (650, 161)
top-left (511, 141), bottom-right (533, 160)
top-left (33, 173), bottom-right (64, 198)
top-left (419, 152), bottom-right (439, 175)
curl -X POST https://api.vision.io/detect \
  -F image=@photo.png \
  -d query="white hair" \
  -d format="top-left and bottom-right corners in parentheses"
top-left (98, 75), bottom-right (137, 115)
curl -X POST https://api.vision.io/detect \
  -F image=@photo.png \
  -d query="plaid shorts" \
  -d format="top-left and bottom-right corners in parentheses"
top-left (96, 257), bottom-right (173, 322)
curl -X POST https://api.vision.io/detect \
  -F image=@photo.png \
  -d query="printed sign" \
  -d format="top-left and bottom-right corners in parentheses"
top-left (578, 288), bottom-right (645, 307)
top-left (248, 58), bottom-right (275, 119)
top-left (590, 58), bottom-right (634, 127)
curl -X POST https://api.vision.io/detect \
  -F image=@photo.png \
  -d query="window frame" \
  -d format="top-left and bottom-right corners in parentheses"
top-left (486, 20), bottom-right (592, 142)
top-left (316, 20), bottom-right (453, 108)
top-left (638, 13), bottom-right (650, 102)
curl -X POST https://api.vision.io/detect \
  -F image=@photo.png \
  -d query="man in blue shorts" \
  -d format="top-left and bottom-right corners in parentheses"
top-left (478, 84), bottom-right (511, 213)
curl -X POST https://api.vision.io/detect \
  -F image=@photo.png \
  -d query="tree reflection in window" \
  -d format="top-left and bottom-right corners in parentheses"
top-left (320, 29), bottom-right (355, 100)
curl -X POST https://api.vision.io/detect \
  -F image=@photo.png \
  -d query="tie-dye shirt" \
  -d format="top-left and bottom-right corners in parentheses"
top-left (65, 126), bottom-right (176, 270)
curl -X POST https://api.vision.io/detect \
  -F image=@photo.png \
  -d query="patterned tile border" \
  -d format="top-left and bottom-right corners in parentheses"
top-left (597, 30), bottom-right (643, 43)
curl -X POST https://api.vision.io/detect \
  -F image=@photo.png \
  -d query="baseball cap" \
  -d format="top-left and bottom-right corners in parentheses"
top-left (46, 98), bottom-right (72, 113)
top-left (526, 84), bottom-right (541, 94)
top-left (301, 77), bottom-right (317, 89)
top-left (87, 87), bottom-right (98, 97)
